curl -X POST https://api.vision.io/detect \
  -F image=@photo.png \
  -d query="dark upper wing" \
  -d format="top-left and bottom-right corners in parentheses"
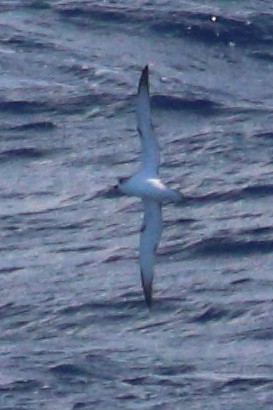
top-left (139, 199), bottom-right (163, 306)
top-left (136, 65), bottom-right (160, 176)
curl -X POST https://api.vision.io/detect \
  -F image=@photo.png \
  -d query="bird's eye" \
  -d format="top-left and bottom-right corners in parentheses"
top-left (118, 177), bottom-right (128, 184)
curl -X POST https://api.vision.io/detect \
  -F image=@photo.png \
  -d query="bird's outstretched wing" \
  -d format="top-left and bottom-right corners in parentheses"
top-left (137, 65), bottom-right (160, 176)
top-left (139, 199), bottom-right (163, 307)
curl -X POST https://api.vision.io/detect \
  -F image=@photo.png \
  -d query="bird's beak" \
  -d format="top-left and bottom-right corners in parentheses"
top-left (104, 185), bottom-right (124, 198)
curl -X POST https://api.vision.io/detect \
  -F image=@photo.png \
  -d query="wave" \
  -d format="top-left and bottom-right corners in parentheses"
top-left (152, 94), bottom-right (221, 114)
top-left (192, 303), bottom-right (244, 323)
top-left (151, 11), bottom-right (273, 46)
top-left (0, 379), bottom-right (42, 393)
top-left (221, 375), bottom-right (273, 388)
top-left (0, 100), bottom-right (49, 114)
top-left (56, 3), bottom-right (133, 24)
top-left (0, 147), bottom-right (51, 162)
top-left (185, 183), bottom-right (273, 205)
top-left (54, 3), bottom-right (273, 46)
top-left (0, 92), bottom-right (115, 116)
top-left (189, 236), bottom-right (273, 256)
top-left (9, 121), bottom-right (56, 131)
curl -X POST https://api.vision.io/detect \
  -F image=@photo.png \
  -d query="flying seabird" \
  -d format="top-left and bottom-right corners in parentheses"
top-left (118, 65), bottom-right (182, 307)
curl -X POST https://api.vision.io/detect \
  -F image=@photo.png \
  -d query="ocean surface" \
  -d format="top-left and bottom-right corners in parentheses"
top-left (1, 1), bottom-right (273, 409)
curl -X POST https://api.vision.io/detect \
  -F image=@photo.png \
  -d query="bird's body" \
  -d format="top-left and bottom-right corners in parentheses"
top-left (119, 174), bottom-right (181, 202)
top-left (117, 65), bottom-right (182, 307)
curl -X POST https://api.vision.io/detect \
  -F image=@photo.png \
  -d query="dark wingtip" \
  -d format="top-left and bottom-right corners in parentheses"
top-left (142, 64), bottom-right (149, 77)
top-left (138, 65), bottom-right (149, 94)
top-left (144, 288), bottom-right (152, 310)
top-left (141, 271), bottom-right (153, 309)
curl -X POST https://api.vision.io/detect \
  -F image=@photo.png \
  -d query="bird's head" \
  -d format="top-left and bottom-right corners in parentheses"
top-left (117, 176), bottom-right (129, 192)
top-left (106, 177), bottom-right (129, 197)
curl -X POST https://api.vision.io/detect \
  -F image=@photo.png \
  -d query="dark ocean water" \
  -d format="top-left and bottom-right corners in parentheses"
top-left (1, 1), bottom-right (273, 409)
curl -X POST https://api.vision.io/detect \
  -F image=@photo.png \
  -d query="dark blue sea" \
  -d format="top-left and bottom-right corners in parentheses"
top-left (2, 1), bottom-right (273, 408)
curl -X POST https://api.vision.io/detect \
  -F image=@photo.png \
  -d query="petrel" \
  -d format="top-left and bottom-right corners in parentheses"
top-left (118, 66), bottom-right (182, 307)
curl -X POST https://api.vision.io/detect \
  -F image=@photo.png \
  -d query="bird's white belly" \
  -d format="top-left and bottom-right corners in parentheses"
top-left (120, 176), bottom-right (172, 201)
